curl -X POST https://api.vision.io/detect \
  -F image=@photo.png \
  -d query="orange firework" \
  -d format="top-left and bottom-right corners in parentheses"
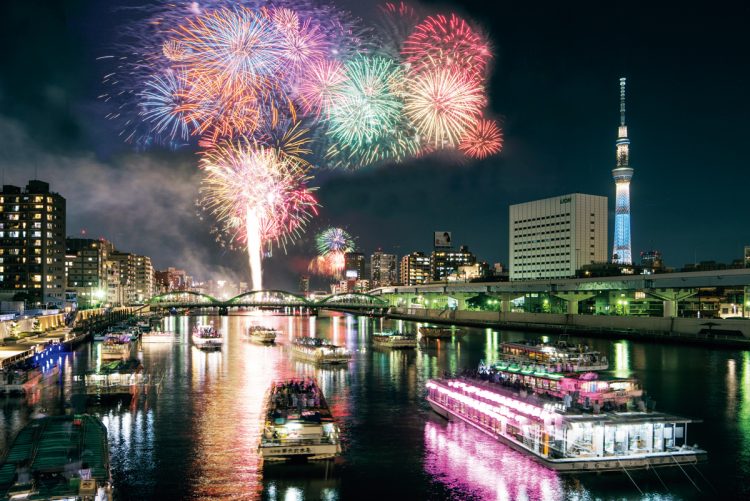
top-left (459, 119), bottom-right (503, 159)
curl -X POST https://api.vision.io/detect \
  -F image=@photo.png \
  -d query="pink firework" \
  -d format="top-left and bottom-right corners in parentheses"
top-left (279, 18), bottom-right (328, 77)
top-left (200, 139), bottom-right (318, 289)
top-left (298, 59), bottom-right (348, 117)
top-left (459, 119), bottom-right (503, 159)
top-left (402, 13), bottom-right (491, 77)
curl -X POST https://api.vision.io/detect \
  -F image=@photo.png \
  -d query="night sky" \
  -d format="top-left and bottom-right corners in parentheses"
top-left (0, 1), bottom-right (748, 289)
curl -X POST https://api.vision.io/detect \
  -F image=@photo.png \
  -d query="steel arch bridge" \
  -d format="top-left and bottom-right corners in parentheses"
top-left (148, 290), bottom-right (389, 312)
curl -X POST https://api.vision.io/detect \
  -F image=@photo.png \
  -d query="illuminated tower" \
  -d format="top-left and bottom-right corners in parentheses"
top-left (612, 77), bottom-right (633, 265)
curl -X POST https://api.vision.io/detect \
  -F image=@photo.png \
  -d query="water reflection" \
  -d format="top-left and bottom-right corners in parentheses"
top-left (0, 314), bottom-right (746, 499)
top-left (424, 419), bottom-right (564, 500)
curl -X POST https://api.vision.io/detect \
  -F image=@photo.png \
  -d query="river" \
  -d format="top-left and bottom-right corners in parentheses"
top-left (1, 312), bottom-right (747, 500)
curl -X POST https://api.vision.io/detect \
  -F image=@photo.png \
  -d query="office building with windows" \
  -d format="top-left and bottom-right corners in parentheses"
top-left (370, 250), bottom-right (398, 287)
top-left (400, 252), bottom-right (431, 286)
top-left (431, 245), bottom-right (476, 282)
top-left (509, 193), bottom-right (608, 281)
top-left (344, 252), bottom-right (366, 280)
top-left (0, 181), bottom-right (66, 306)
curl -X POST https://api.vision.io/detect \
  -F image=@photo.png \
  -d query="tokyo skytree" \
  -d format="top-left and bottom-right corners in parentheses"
top-left (612, 77), bottom-right (634, 265)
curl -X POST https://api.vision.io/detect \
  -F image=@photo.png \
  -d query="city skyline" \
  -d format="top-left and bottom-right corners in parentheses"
top-left (0, 1), bottom-right (747, 289)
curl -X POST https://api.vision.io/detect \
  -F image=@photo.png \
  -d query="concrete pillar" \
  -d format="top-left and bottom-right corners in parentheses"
top-left (553, 292), bottom-right (597, 315)
top-left (646, 289), bottom-right (695, 318)
top-left (663, 300), bottom-right (677, 318)
top-left (497, 293), bottom-right (523, 314)
top-left (567, 300), bottom-right (579, 315)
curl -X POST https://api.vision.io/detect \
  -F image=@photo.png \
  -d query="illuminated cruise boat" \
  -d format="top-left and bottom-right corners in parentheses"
top-left (290, 338), bottom-right (350, 365)
top-left (192, 324), bottom-right (223, 351)
top-left (426, 368), bottom-right (706, 472)
top-left (500, 340), bottom-right (609, 372)
top-left (140, 330), bottom-right (176, 343)
top-left (248, 326), bottom-right (279, 344)
top-left (259, 378), bottom-right (342, 461)
top-left (372, 330), bottom-right (418, 349)
top-left (100, 334), bottom-right (132, 360)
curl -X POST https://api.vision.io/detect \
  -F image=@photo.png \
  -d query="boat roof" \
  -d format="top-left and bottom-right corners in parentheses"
top-left (561, 411), bottom-right (701, 425)
top-left (0, 415), bottom-right (109, 497)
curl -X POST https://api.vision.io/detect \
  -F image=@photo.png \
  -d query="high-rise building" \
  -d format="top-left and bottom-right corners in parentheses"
top-left (509, 193), bottom-right (608, 281)
top-left (65, 238), bottom-right (115, 308)
top-left (370, 250), bottom-right (398, 288)
top-left (400, 252), bottom-right (431, 285)
top-left (109, 251), bottom-right (138, 304)
top-left (431, 245), bottom-right (476, 281)
top-left (612, 77), bottom-right (634, 265)
top-left (343, 252), bottom-right (365, 280)
top-left (0, 181), bottom-right (66, 306)
top-left (744, 246), bottom-right (750, 268)
top-left (154, 267), bottom-right (192, 292)
top-left (133, 255), bottom-right (153, 302)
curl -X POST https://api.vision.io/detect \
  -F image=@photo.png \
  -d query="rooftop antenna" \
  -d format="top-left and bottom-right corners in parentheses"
top-left (619, 77), bottom-right (627, 126)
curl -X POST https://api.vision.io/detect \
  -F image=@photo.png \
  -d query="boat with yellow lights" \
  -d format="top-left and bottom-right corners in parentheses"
top-left (259, 378), bottom-right (342, 461)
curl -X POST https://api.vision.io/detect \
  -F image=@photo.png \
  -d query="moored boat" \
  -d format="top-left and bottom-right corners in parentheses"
top-left (426, 364), bottom-right (707, 473)
top-left (372, 330), bottom-right (418, 349)
top-left (0, 364), bottom-right (60, 396)
top-left (419, 325), bottom-right (462, 338)
top-left (0, 414), bottom-right (113, 500)
top-left (141, 330), bottom-right (176, 343)
top-left (500, 339), bottom-right (609, 372)
top-left (74, 359), bottom-right (149, 398)
top-left (248, 326), bottom-right (279, 344)
top-left (290, 338), bottom-right (350, 365)
top-left (100, 334), bottom-right (132, 361)
top-left (192, 324), bottom-right (223, 350)
top-left (259, 378), bottom-right (342, 461)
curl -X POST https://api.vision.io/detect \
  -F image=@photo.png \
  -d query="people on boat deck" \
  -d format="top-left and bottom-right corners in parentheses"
top-left (271, 378), bottom-right (322, 413)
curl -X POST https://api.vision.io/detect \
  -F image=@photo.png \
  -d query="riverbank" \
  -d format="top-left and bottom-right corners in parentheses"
top-left (387, 307), bottom-right (750, 349)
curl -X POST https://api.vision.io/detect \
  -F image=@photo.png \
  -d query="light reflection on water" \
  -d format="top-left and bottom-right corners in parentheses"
top-left (0, 313), bottom-right (747, 499)
top-left (423, 419), bottom-right (563, 501)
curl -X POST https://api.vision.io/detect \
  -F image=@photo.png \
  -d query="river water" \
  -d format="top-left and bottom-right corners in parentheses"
top-left (1, 312), bottom-right (748, 500)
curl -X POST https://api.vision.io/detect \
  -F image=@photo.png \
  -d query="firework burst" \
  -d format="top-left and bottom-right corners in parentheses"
top-left (200, 138), bottom-right (318, 289)
top-left (316, 227), bottom-right (355, 255)
top-left (402, 13), bottom-right (491, 76)
top-left (139, 69), bottom-right (196, 144)
top-left (459, 119), bottom-right (503, 159)
top-left (404, 67), bottom-right (485, 148)
top-left (298, 59), bottom-right (347, 117)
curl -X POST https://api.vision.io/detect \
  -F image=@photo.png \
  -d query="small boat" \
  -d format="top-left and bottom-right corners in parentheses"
top-left (75, 358), bottom-right (149, 398)
top-left (426, 363), bottom-right (707, 473)
top-left (100, 334), bottom-right (132, 360)
top-left (259, 378), bottom-right (342, 461)
top-left (141, 330), bottom-right (176, 344)
top-left (372, 330), bottom-right (418, 349)
top-left (192, 324), bottom-right (223, 350)
top-left (290, 338), bottom-right (350, 365)
top-left (500, 339), bottom-right (609, 372)
top-left (0, 414), bottom-right (114, 499)
top-left (0, 364), bottom-right (60, 396)
top-left (419, 326), bottom-right (461, 338)
top-left (248, 326), bottom-right (279, 344)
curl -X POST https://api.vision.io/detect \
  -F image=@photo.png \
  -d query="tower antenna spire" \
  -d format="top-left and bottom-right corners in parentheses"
top-left (619, 77), bottom-right (627, 126)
